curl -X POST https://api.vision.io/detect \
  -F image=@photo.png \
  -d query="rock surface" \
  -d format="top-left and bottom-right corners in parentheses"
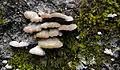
top-left (0, 0), bottom-right (80, 68)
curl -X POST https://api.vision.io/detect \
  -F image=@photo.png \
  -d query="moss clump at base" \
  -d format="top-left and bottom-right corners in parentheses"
top-left (0, 8), bottom-right (6, 24)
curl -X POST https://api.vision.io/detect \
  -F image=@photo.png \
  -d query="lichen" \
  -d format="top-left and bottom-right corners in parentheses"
top-left (0, 8), bottom-right (6, 24)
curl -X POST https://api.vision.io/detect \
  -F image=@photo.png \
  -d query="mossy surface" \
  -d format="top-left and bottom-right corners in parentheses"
top-left (8, 0), bottom-right (120, 70)
top-left (77, 0), bottom-right (120, 69)
top-left (0, 8), bottom-right (6, 24)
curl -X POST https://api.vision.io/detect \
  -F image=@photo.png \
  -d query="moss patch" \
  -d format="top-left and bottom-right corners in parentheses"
top-left (0, 8), bottom-right (6, 24)
top-left (77, 0), bottom-right (120, 69)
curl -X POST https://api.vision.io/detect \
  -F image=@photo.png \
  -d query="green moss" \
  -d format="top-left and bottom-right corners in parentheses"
top-left (0, 8), bottom-right (6, 24)
top-left (77, 0), bottom-right (120, 69)
top-left (8, 50), bottom-right (35, 70)
top-left (59, 7), bottom-right (63, 12)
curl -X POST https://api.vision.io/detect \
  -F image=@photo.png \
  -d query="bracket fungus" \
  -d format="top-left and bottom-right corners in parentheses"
top-left (38, 12), bottom-right (74, 21)
top-left (58, 24), bottom-right (77, 31)
top-left (9, 41), bottom-right (29, 47)
top-left (24, 11), bottom-right (74, 22)
top-left (29, 46), bottom-right (45, 56)
top-left (34, 29), bottom-right (62, 38)
top-left (38, 38), bottom-right (63, 49)
top-left (10, 11), bottom-right (77, 56)
top-left (40, 22), bottom-right (61, 29)
top-left (24, 11), bottom-right (42, 22)
top-left (23, 24), bottom-right (42, 33)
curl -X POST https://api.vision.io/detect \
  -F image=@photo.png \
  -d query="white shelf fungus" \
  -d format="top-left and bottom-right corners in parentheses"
top-left (24, 11), bottom-right (42, 22)
top-left (30, 17), bottom-right (42, 22)
top-left (9, 41), bottom-right (19, 47)
top-left (38, 38), bottom-right (63, 48)
top-left (34, 29), bottom-right (62, 38)
top-left (38, 12), bottom-right (51, 18)
top-left (23, 25), bottom-right (41, 33)
top-left (40, 22), bottom-right (61, 29)
top-left (50, 13), bottom-right (74, 21)
top-left (19, 41), bottom-right (29, 47)
top-left (39, 12), bottom-right (74, 21)
top-left (9, 41), bottom-right (29, 47)
top-left (49, 29), bottom-right (61, 37)
top-left (35, 30), bottom-right (49, 38)
top-left (29, 46), bottom-right (45, 56)
top-left (23, 22), bottom-right (61, 33)
top-left (58, 24), bottom-right (77, 31)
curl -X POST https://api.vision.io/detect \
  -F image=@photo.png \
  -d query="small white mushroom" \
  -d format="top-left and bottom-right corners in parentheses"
top-left (9, 41), bottom-right (19, 47)
top-left (39, 12), bottom-right (73, 21)
top-left (40, 22), bottom-right (61, 29)
top-left (23, 25), bottom-right (41, 33)
top-left (35, 30), bottom-right (49, 38)
top-left (29, 46), bottom-right (45, 56)
top-left (38, 38), bottom-right (63, 48)
top-left (58, 24), bottom-right (77, 31)
top-left (24, 11), bottom-right (42, 22)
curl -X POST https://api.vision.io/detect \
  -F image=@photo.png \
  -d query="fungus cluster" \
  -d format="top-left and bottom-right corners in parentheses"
top-left (10, 11), bottom-right (77, 56)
